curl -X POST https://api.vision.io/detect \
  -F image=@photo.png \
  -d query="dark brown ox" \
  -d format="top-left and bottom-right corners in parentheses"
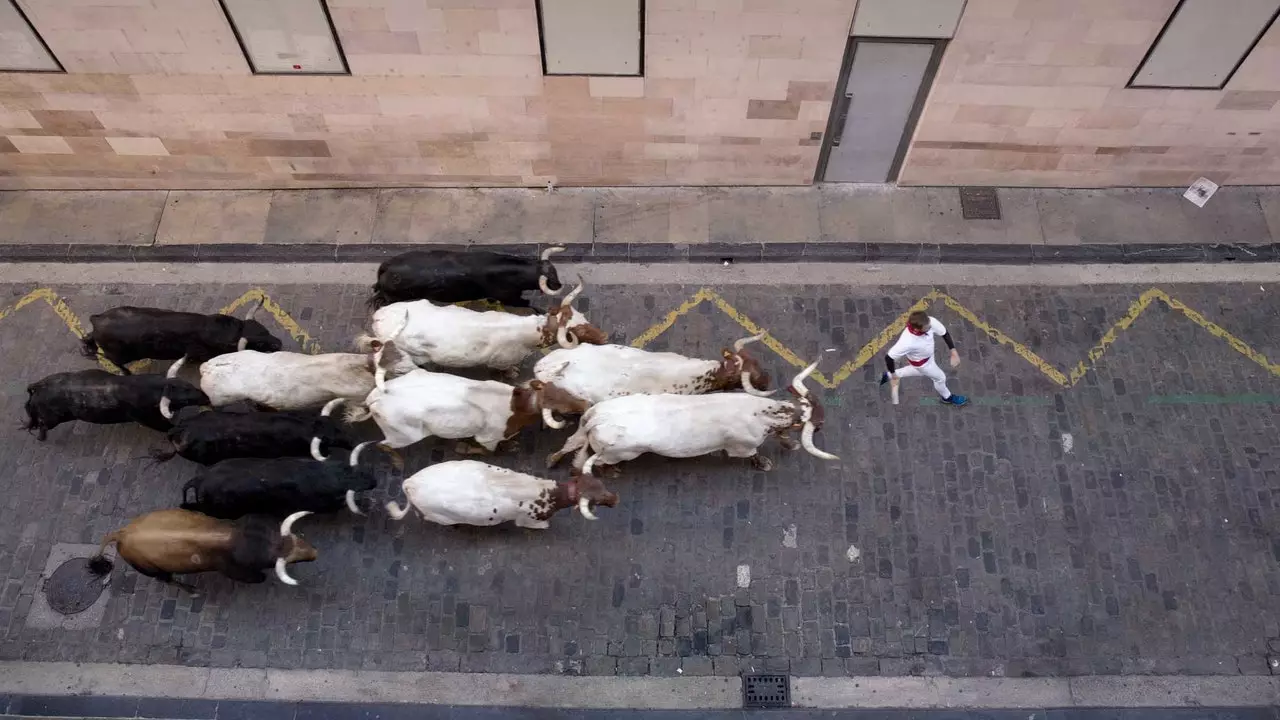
top-left (88, 509), bottom-right (318, 591)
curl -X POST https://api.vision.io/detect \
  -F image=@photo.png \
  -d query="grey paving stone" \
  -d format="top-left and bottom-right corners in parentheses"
top-left (0, 280), bottom-right (1277, 680)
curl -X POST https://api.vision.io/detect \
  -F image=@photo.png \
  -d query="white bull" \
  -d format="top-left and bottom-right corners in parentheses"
top-left (354, 284), bottom-right (608, 373)
top-left (384, 460), bottom-right (620, 529)
top-left (547, 360), bottom-right (838, 474)
top-left (312, 369), bottom-right (588, 459)
top-left (532, 334), bottom-right (774, 413)
top-left (166, 347), bottom-right (415, 414)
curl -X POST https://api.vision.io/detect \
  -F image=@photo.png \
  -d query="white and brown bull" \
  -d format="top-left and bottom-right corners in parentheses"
top-left (354, 284), bottom-right (608, 374)
top-left (547, 360), bottom-right (838, 475)
top-left (315, 368), bottom-right (588, 458)
top-left (532, 334), bottom-right (773, 422)
top-left (385, 460), bottom-right (619, 529)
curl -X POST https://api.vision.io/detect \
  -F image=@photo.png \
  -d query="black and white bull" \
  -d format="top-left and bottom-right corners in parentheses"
top-left (180, 441), bottom-right (379, 519)
top-left (81, 302), bottom-right (283, 372)
top-left (368, 246), bottom-right (566, 309)
top-left (23, 369), bottom-right (209, 441)
top-left (153, 406), bottom-right (355, 466)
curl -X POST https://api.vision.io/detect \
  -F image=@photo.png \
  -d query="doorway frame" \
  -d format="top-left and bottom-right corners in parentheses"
top-left (814, 36), bottom-right (948, 184)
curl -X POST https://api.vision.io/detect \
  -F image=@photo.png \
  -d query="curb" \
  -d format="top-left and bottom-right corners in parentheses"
top-left (2, 241), bottom-right (1278, 264)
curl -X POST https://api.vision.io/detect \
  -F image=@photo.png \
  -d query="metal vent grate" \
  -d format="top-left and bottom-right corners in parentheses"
top-left (959, 187), bottom-right (1002, 220)
top-left (742, 673), bottom-right (791, 708)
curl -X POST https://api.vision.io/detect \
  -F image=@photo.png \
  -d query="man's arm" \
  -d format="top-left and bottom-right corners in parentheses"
top-left (932, 318), bottom-right (960, 368)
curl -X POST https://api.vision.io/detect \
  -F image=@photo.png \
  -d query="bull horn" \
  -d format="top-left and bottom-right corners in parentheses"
top-left (280, 510), bottom-right (312, 537)
top-left (559, 283), bottom-right (584, 310)
top-left (349, 440), bottom-right (373, 468)
top-left (801, 421), bottom-right (839, 461)
top-left (309, 437), bottom-right (327, 462)
top-left (540, 246), bottom-right (565, 262)
top-left (542, 408), bottom-right (566, 429)
top-left (243, 299), bottom-right (264, 321)
top-left (166, 356), bottom-right (187, 379)
top-left (274, 558), bottom-right (298, 586)
top-left (732, 332), bottom-right (766, 353)
top-left (578, 495), bottom-right (597, 521)
top-left (159, 396), bottom-right (174, 421)
top-left (237, 337), bottom-right (248, 351)
top-left (556, 322), bottom-right (579, 350)
top-left (789, 360), bottom-right (820, 398)
top-left (321, 398), bottom-right (344, 417)
top-left (159, 356), bottom-right (188, 420)
top-left (741, 371), bottom-right (775, 397)
top-left (582, 453), bottom-right (598, 476)
top-left (538, 274), bottom-right (561, 297)
top-left (346, 490), bottom-right (363, 515)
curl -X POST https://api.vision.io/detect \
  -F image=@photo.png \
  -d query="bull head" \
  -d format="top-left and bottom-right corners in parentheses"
top-left (788, 360), bottom-right (839, 461)
top-left (569, 472), bottom-right (619, 521)
top-left (538, 246), bottom-right (565, 296)
top-left (344, 441), bottom-right (375, 515)
top-left (530, 379), bottom-right (589, 429)
top-left (274, 511), bottom-right (317, 586)
top-left (725, 333), bottom-right (774, 397)
top-left (159, 356), bottom-right (188, 420)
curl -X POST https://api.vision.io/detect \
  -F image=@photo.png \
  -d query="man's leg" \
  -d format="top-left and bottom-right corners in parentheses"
top-left (922, 358), bottom-right (966, 405)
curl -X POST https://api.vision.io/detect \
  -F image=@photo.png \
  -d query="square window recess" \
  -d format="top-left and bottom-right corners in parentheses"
top-left (959, 187), bottom-right (1002, 220)
top-left (742, 673), bottom-right (791, 708)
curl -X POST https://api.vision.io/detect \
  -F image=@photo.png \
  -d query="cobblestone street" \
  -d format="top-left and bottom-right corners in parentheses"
top-left (0, 278), bottom-right (1277, 678)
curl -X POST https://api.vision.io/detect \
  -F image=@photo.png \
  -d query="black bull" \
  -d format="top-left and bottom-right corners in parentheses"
top-left (368, 247), bottom-right (566, 309)
top-left (24, 370), bottom-right (210, 441)
top-left (181, 443), bottom-right (379, 519)
top-left (81, 305), bottom-right (283, 372)
top-left (154, 407), bottom-right (355, 466)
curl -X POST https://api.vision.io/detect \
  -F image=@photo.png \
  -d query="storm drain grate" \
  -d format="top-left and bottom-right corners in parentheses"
top-left (742, 673), bottom-right (791, 708)
top-left (959, 186), bottom-right (1002, 220)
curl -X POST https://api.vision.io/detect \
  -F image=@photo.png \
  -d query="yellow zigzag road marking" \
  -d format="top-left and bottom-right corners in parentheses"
top-left (2, 286), bottom-right (1277, 389)
top-left (631, 288), bottom-right (1280, 389)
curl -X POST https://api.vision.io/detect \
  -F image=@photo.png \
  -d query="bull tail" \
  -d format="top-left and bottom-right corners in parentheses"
top-left (385, 499), bottom-right (412, 520)
top-left (354, 333), bottom-right (378, 353)
top-left (80, 334), bottom-right (99, 359)
top-left (87, 531), bottom-right (120, 576)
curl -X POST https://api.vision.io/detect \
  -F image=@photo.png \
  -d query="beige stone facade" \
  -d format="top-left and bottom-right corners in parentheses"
top-left (0, 0), bottom-right (1277, 189)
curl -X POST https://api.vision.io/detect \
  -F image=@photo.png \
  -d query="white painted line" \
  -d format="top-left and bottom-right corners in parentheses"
top-left (2, 262), bottom-right (1279, 287)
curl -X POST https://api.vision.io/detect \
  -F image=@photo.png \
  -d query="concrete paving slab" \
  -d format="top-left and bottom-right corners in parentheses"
top-left (594, 188), bottom-right (676, 244)
top-left (371, 188), bottom-right (593, 245)
top-left (155, 191), bottom-right (271, 245)
top-left (24, 543), bottom-right (113, 631)
top-left (1068, 676), bottom-right (1280, 708)
top-left (1036, 187), bottom-right (1272, 245)
top-left (709, 186), bottom-right (820, 244)
top-left (263, 189), bottom-right (377, 245)
top-left (923, 187), bottom-right (1046, 244)
top-left (818, 184), bottom-right (895, 243)
top-left (0, 190), bottom-right (166, 245)
top-left (1258, 187), bottom-right (1280, 246)
top-left (792, 676), bottom-right (1074, 709)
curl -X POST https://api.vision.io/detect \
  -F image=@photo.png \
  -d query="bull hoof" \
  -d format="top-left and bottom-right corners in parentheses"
top-left (454, 442), bottom-right (489, 456)
top-left (751, 455), bottom-right (773, 472)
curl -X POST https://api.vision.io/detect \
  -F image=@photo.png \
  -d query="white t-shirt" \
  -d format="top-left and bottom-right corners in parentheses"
top-left (887, 317), bottom-right (946, 365)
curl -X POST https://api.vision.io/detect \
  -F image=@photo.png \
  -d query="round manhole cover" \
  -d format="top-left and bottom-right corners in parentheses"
top-left (43, 558), bottom-right (107, 616)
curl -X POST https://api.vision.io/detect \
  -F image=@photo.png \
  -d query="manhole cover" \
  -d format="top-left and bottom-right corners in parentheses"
top-left (742, 673), bottom-right (790, 708)
top-left (42, 557), bottom-right (106, 616)
top-left (959, 187), bottom-right (1002, 220)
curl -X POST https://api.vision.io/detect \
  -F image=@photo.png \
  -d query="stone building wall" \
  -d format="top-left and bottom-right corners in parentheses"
top-left (0, 0), bottom-right (852, 189)
top-left (900, 0), bottom-right (1280, 187)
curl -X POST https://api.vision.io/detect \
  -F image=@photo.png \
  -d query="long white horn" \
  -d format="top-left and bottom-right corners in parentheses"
top-left (243, 299), bottom-right (264, 321)
top-left (578, 495), bottom-right (597, 520)
top-left (559, 283), bottom-right (584, 309)
top-left (321, 398), bottom-right (344, 417)
top-left (540, 246), bottom-right (565, 261)
top-left (159, 396), bottom-right (174, 420)
top-left (556, 322), bottom-right (578, 349)
top-left (310, 437), bottom-right (327, 462)
top-left (349, 440), bottom-right (373, 467)
top-left (542, 408), bottom-right (566, 429)
top-left (280, 510), bottom-right (312, 537)
top-left (237, 337), bottom-right (248, 351)
top-left (166, 356), bottom-right (187, 379)
top-left (346, 490), bottom-right (363, 515)
top-left (801, 422), bottom-right (839, 460)
top-left (539, 275), bottom-right (559, 296)
top-left (790, 360), bottom-right (820, 398)
top-left (741, 371), bottom-right (775, 397)
top-left (582, 453), bottom-right (598, 476)
top-left (274, 558), bottom-right (297, 586)
top-left (732, 332), bottom-right (765, 353)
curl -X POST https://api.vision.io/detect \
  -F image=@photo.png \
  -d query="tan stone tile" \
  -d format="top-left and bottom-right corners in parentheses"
top-left (588, 76), bottom-right (646, 98)
top-left (155, 190), bottom-right (271, 245)
top-left (954, 104), bottom-right (1034, 126)
top-left (748, 35), bottom-right (803, 59)
top-left (106, 136), bottom-right (168, 155)
top-left (1216, 91), bottom-right (1280, 112)
top-left (443, 8), bottom-right (501, 34)
top-left (342, 31), bottom-right (423, 54)
top-left (247, 139), bottom-right (332, 158)
top-left (331, 7), bottom-right (390, 31)
top-left (746, 99), bottom-right (799, 120)
top-left (8, 136), bottom-right (74, 154)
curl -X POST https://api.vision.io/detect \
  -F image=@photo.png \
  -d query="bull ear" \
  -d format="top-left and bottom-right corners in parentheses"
top-left (721, 349), bottom-right (732, 359)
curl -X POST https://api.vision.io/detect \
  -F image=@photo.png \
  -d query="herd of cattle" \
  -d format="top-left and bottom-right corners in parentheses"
top-left (23, 248), bottom-right (839, 591)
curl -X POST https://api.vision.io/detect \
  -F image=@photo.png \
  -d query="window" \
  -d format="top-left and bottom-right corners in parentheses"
top-left (537, 0), bottom-right (643, 76)
top-left (0, 0), bottom-right (62, 72)
top-left (218, 0), bottom-right (348, 75)
top-left (1129, 0), bottom-right (1280, 89)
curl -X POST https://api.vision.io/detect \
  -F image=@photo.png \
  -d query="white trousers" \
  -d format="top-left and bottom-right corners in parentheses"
top-left (893, 357), bottom-right (951, 399)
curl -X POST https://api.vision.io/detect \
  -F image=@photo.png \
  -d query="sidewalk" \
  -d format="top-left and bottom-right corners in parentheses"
top-left (0, 186), bottom-right (1278, 263)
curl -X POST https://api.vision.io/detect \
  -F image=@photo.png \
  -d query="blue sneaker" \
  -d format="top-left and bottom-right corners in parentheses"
top-left (879, 371), bottom-right (890, 386)
top-left (942, 394), bottom-right (968, 406)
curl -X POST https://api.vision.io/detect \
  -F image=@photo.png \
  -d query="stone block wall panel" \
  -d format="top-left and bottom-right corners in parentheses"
top-left (0, 0), bottom-right (854, 188)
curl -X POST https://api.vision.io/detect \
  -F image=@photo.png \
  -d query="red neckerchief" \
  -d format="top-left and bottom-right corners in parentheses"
top-left (907, 325), bottom-right (927, 336)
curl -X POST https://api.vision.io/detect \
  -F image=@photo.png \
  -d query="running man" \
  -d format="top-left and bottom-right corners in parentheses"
top-left (880, 310), bottom-right (968, 406)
